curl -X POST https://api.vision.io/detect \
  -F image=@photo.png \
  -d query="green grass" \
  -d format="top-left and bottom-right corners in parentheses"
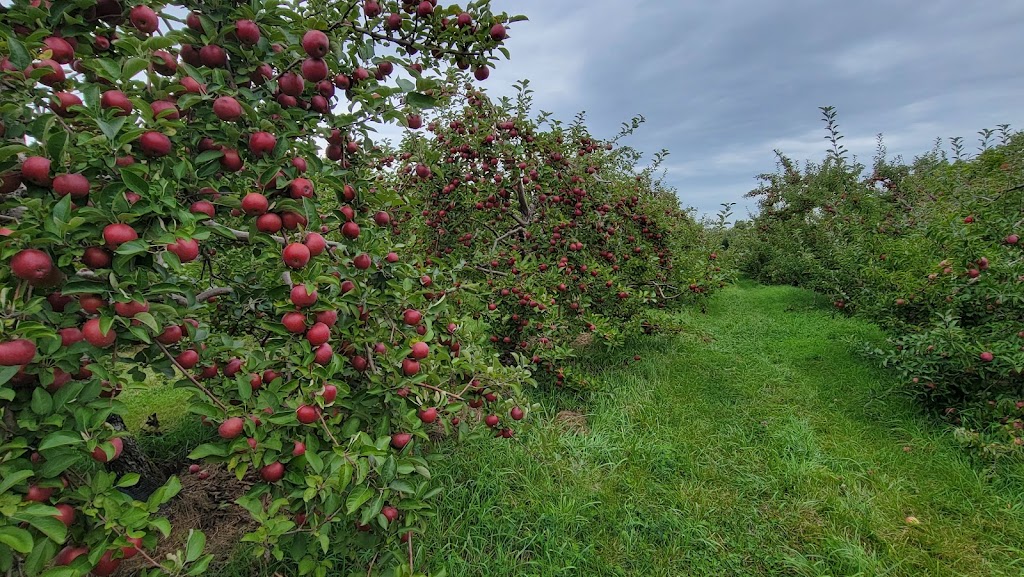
top-left (418, 282), bottom-right (1024, 577)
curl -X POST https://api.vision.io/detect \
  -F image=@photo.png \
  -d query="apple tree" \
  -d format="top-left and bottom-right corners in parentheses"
top-left (0, 0), bottom-right (528, 575)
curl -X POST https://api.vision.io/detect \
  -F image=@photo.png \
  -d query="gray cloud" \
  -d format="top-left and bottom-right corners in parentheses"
top-left (475, 0), bottom-right (1024, 219)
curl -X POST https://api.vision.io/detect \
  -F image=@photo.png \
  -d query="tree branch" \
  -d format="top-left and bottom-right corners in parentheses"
top-left (156, 342), bottom-right (228, 412)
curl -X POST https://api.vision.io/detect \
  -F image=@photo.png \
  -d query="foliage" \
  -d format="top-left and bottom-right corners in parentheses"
top-left (0, 1), bottom-right (535, 575)
top-left (384, 81), bottom-right (725, 386)
top-left (734, 108), bottom-right (1024, 458)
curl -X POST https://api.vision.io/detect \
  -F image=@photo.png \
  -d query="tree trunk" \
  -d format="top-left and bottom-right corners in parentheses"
top-left (106, 415), bottom-right (169, 501)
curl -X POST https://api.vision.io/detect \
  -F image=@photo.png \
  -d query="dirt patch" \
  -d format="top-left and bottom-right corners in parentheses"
top-left (570, 332), bottom-right (593, 349)
top-left (554, 410), bottom-right (589, 434)
top-left (120, 464), bottom-right (257, 575)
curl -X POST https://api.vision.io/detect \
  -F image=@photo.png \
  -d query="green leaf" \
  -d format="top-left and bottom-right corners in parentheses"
top-left (123, 57), bottom-right (150, 79)
top-left (38, 431), bottom-right (82, 451)
top-left (406, 92), bottom-right (437, 110)
top-left (187, 444), bottom-right (228, 460)
top-left (39, 452), bottom-right (79, 478)
top-left (30, 387), bottom-right (52, 416)
top-left (345, 486), bottom-right (374, 515)
top-left (97, 116), bottom-right (127, 142)
top-left (6, 35), bottom-right (31, 69)
top-left (184, 529), bottom-right (206, 563)
top-left (45, 130), bottom-right (68, 162)
top-left (0, 470), bottom-right (33, 495)
top-left (396, 78), bottom-right (415, 93)
top-left (194, 149), bottom-right (224, 163)
top-left (51, 194), bottom-right (72, 225)
top-left (114, 239), bottom-right (149, 256)
top-left (151, 517), bottom-right (172, 538)
top-left (133, 312), bottom-right (160, 334)
top-left (0, 527), bottom-right (33, 554)
top-left (121, 171), bottom-right (149, 196)
top-left (117, 473), bottom-right (141, 488)
top-left (0, 365), bottom-right (20, 388)
top-left (14, 514), bottom-right (66, 545)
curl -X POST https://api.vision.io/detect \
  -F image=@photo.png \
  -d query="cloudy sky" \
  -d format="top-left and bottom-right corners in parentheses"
top-left (441, 0), bottom-right (1024, 220)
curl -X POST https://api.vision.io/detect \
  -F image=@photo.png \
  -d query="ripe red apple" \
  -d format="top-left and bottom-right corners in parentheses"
top-left (24, 484), bottom-right (54, 502)
top-left (235, 19), bottom-right (261, 44)
top-left (390, 433), bottom-right (412, 449)
top-left (282, 243), bottom-right (311, 269)
top-left (102, 223), bottom-right (138, 248)
top-left (382, 505), bottom-right (399, 522)
top-left (302, 30), bottom-right (330, 58)
top-left (293, 441), bottom-right (306, 456)
top-left (373, 211), bottom-right (391, 226)
top-left (418, 406), bottom-right (437, 423)
top-left (11, 248), bottom-right (53, 282)
top-left (490, 23), bottom-right (506, 40)
top-left (314, 343), bottom-right (333, 365)
top-left (315, 310), bottom-right (337, 327)
top-left (53, 503), bottom-right (75, 526)
top-left (212, 96), bottom-right (243, 121)
top-left (410, 341), bottom-right (429, 359)
top-left (306, 322), bottom-right (330, 346)
top-left (51, 173), bottom-right (89, 198)
top-left (121, 536), bottom-right (144, 559)
top-left (100, 90), bottom-right (132, 116)
top-left (296, 404), bottom-right (319, 424)
top-left (320, 384), bottom-right (338, 404)
top-left (289, 178), bottom-right (314, 199)
top-left (401, 358), bottom-right (419, 376)
top-left (290, 284), bottom-right (318, 307)
top-left (353, 253), bottom-right (371, 270)
top-left (190, 201), bottom-right (215, 217)
top-left (91, 437), bottom-right (124, 463)
top-left (199, 44), bottom-right (227, 67)
top-left (1006, 234), bottom-right (1020, 245)
top-left (256, 213), bottom-right (282, 233)
top-left (386, 252), bottom-right (399, 263)
top-left (55, 545), bottom-right (89, 566)
top-left (91, 550), bottom-right (121, 576)
top-left (282, 311), bottom-right (307, 333)
top-left (304, 232), bottom-right (327, 256)
top-left (980, 351), bottom-right (994, 362)
top-left (43, 36), bottom-right (75, 64)
top-left (82, 318), bottom-right (116, 348)
top-left (241, 192), bottom-right (269, 216)
top-left (21, 156), bottom-right (52, 186)
top-left (167, 238), bottom-right (199, 262)
top-left (510, 407), bottom-right (524, 420)
top-left (301, 57), bottom-right (329, 82)
top-left (403, 309), bottom-right (422, 326)
top-left (156, 325), bottom-right (182, 345)
top-left (260, 461), bottom-right (285, 482)
top-left (150, 100), bottom-right (179, 120)
top-left (249, 132), bottom-right (277, 156)
top-left (138, 131), bottom-right (172, 157)
top-left (129, 5), bottom-right (158, 33)
top-left (58, 327), bottom-right (84, 347)
top-left (113, 300), bottom-right (149, 318)
top-left (341, 221), bottom-right (360, 239)
top-left (484, 414), bottom-right (499, 428)
top-left (224, 357), bottom-right (243, 377)
top-left (50, 91), bottom-right (82, 116)
top-left (175, 349), bottom-right (199, 369)
top-left (218, 416), bottom-right (245, 439)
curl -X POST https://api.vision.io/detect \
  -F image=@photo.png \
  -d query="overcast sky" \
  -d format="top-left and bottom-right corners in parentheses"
top-left (424, 0), bottom-right (1024, 220)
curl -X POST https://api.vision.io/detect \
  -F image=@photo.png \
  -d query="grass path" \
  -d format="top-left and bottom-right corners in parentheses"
top-left (421, 282), bottom-right (1024, 576)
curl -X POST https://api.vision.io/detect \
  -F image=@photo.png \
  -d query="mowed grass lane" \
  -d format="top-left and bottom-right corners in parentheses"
top-left (419, 282), bottom-right (1024, 577)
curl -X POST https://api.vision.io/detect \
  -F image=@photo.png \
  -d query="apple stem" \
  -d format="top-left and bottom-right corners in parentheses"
top-left (366, 552), bottom-right (378, 577)
top-left (156, 342), bottom-right (229, 411)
